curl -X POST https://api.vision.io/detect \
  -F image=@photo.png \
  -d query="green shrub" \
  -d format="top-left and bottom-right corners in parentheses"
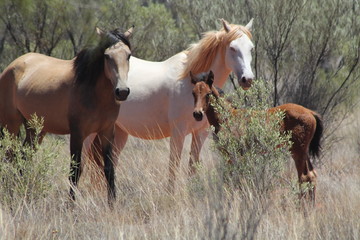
top-left (0, 115), bottom-right (65, 209)
top-left (212, 80), bottom-right (292, 194)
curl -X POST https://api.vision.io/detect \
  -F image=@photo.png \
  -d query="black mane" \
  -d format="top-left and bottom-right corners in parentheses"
top-left (214, 86), bottom-right (225, 97)
top-left (73, 28), bottom-right (131, 86)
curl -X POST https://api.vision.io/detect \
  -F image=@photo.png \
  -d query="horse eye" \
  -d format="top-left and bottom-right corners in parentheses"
top-left (127, 54), bottom-right (131, 61)
top-left (104, 54), bottom-right (110, 60)
top-left (230, 47), bottom-right (236, 52)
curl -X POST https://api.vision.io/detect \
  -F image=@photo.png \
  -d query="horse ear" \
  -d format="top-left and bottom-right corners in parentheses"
top-left (221, 18), bottom-right (231, 33)
top-left (96, 27), bottom-right (105, 37)
top-left (207, 71), bottom-right (214, 88)
top-left (245, 18), bottom-right (254, 31)
top-left (190, 71), bottom-right (198, 84)
top-left (124, 25), bottom-right (135, 39)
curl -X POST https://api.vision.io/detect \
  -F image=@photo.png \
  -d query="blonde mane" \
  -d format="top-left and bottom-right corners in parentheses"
top-left (179, 24), bottom-right (252, 80)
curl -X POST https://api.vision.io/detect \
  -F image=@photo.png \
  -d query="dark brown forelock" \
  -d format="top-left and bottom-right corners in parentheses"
top-left (108, 28), bottom-right (131, 50)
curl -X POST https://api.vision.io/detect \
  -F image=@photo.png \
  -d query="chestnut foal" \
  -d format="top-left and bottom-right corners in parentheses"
top-left (191, 71), bottom-right (323, 204)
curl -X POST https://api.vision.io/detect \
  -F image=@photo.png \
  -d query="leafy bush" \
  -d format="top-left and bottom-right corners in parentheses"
top-left (0, 115), bottom-right (66, 209)
top-left (212, 80), bottom-right (292, 194)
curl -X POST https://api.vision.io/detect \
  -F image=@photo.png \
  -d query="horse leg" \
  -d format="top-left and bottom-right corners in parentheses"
top-left (23, 120), bottom-right (46, 148)
top-left (0, 126), bottom-right (4, 138)
top-left (90, 134), bottom-right (104, 169)
top-left (98, 126), bottom-right (117, 207)
top-left (292, 150), bottom-right (316, 205)
top-left (87, 123), bottom-right (127, 169)
top-left (1, 111), bottom-right (23, 162)
top-left (306, 157), bottom-right (317, 205)
top-left (69, 130), bottom-right (84, 201)
top-left (16, 122), bottom-right (46, 175)
top-left (168, 130), bottom-right (185, 193)
top-left (90, 124), bottom-right (128, 185)
top-left (1, 111), bottom-right (23, 137)
top-left (112, 123), bottom-right (129, 164)
top-left (189, 129), bottom-right (209, 175)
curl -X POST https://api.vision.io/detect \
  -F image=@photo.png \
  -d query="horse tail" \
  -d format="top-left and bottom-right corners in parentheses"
top-left (309, 112), bottom-right (324, 158)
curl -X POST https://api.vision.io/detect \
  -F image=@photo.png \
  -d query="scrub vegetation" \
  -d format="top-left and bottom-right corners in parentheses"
top-left (0, 0), bottom-right (359, 239)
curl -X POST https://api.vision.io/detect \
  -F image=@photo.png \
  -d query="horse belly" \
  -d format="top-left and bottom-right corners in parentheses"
top-left (118, 107), bottom-right (171, 139)
top-left (114, 55), bottom-right (187, 140)
top-left (17, 102), bottom-right (70, 134)
top-left (43, 118), bottom-right (70, 134)
top-left (16, 88), bottom-right (71, 134)
top-left (116, 93), bottom-right (171, 139)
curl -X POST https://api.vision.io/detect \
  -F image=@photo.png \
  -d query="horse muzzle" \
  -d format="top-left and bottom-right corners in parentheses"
top-left (238, 76), bottom-right (253, 90)
top-left (115, 87), bottom-right (130, 101)
top-left (193, 111), bottom-right (204, 121)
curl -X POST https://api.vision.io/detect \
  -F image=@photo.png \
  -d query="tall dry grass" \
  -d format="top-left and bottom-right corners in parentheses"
top-left (0, 109), bottom-right (360, 239)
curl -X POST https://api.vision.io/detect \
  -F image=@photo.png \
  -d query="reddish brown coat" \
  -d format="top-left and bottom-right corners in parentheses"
top-left (191, 71), bottom-right (323, 204)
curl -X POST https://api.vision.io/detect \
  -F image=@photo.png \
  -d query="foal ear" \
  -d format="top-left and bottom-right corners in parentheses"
top-left (245, 18), bottom-right (254, 31)
top-left (221, 18), bottom-right (231, 33)
top-left (206, 71), bottom-right (214, 88)
top-left (124, 25), bottom-right (135, 39)
top-left (96, 27), bottom-right (105, 37)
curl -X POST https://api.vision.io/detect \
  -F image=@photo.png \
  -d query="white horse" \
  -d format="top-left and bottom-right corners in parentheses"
top-left (86, 19), bottom-right (255, 191)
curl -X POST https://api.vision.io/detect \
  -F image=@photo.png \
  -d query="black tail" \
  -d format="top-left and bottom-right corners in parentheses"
top-left (309, 112), bottom-right (324, 158)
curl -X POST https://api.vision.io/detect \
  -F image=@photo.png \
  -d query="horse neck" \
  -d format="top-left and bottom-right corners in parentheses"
top-left (210, 53), bottom-right (231, 88)
top-left (206, 101), bottom-right (222, 134)
top-left (206, 97), bottom-right (241, 134)
top-left (79, 72), bottom-right (113, 104)
top-left (95, 73), bottom-right (113, 97)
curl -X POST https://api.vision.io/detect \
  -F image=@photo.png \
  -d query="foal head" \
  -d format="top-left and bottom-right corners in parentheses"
top-left (190, 70), bottom-right (220, 121)
top-left (97, 26), bottom-right (134, 101)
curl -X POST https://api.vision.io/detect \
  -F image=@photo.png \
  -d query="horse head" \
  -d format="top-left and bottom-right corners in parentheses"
top-left (97, 26), bottom-right (134, 101)
top-left (191, 70), bottom-right (217, 121)
top-left (222, 19), bottom-right (254, 90)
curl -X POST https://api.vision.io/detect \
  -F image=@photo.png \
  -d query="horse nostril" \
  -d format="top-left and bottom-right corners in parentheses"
top-left (115, 87), bottom-right (130, 101)
top-left (125, 87), bottom-right (130, 96)
top-left (193, 111), bottom-right (203, 121)
top-left (241, 76), bottom-right (247, 83)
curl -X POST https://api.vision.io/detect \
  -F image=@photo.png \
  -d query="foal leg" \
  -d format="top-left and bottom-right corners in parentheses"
top-left (189, 129), bottom-right (209, 175)
top-left (168, 129), bottom-right (186, 193)
top-left (293, 151), bottom-right (316, 205)
top-left (306, 157), bottom-right (317, 204)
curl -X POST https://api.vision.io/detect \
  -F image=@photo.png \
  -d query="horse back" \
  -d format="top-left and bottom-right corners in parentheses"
top-left (269, 103), bottom-right (316, 149)
top-left (0, 53), bottom-right (75, 134)
top-left (272, 103), bottom-right (323, 157)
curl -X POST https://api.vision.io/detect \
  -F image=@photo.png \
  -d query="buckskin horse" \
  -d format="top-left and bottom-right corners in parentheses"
top-left (0, 26), bottom-right (133, 205)
top-left (191, 71), bottom-right (323, 204)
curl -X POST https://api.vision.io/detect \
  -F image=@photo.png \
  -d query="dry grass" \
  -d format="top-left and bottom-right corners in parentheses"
top-left (1, 110), bottom-right (360, 240)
